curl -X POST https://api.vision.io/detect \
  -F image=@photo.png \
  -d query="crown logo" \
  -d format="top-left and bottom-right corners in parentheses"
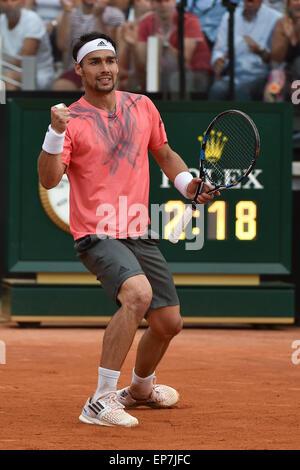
top-left (198, 130), bottom-right (228, 163)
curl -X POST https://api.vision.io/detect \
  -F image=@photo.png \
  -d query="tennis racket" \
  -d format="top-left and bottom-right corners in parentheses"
top-left (168, 109), bottom-right (260, 244)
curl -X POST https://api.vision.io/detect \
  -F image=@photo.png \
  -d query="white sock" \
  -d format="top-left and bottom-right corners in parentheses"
top-left (93, 367), bottom-right (120, 401)
top-left (129, 369), bottom-right (155, 399)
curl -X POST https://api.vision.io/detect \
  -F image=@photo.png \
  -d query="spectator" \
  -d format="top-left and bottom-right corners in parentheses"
top-left (209, 0), bottom-right (282, 101)
top-left (186, 0), bottom-right (227, 49)
top-left (136, 0), bottom-right (213, 94)
top-left (24, 0), bottom-right (65, 64)
top-left (0, 0), bottom-right (55, 90)
top-left (117, 0), bottom-right (152, 90)
top-left (264, 0), bottom-right (300, 101)
top-left (53, 0), bottom-right (125, 90)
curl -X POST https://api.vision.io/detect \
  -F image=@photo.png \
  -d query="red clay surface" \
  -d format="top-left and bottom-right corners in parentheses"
top-left (1, 322), bottom-right (300, 450)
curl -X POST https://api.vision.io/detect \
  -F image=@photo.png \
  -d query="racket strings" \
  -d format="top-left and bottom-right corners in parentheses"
top-left (204, 113), bottom-right (257, 187)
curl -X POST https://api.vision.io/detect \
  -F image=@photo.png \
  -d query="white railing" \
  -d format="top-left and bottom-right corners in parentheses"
top-left (0, 79), bottom-right (5, 104)
top-left (146, 36), bottom-right (161, 93)
top-left (0, 35), bottom-right (36, 90)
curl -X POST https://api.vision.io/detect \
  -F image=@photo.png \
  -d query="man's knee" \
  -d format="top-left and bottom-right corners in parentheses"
top-left (118, 274), bottom-right (153, 320)
top-left (163, 316), bottom-right (183, 338)
top-left (148, 306), bottom-right (183, 340)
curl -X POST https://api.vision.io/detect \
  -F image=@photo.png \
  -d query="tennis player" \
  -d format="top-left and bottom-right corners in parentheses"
top-left (38, 32), bottom-right (218, 427)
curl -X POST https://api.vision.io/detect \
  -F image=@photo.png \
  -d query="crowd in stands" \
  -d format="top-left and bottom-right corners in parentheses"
top-left (0, 0), bottom-right (299, 102)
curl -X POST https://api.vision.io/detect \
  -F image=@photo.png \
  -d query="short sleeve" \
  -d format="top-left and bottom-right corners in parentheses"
top-left (146, 98), bottom-right (168, 150)
top-left (137, 16), bottom-right (151, 42)
top-left (24, 12), bottom-right (46, 40)
top-left (61, 128), bottom-right (72, 167)
top-left (184, 14), bottom-right (204, 40)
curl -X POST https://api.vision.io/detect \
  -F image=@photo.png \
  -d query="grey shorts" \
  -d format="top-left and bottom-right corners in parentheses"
top-left (74, 235), bottom-right (179, 311)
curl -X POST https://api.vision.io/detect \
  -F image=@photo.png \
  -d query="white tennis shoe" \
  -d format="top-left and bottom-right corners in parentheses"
top-left (79, 392), bottom-right (138, 427)
top-left (117, 378), bottom-right (179, 409)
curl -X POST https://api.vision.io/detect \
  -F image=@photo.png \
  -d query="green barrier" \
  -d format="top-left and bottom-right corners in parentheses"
top-left (0, 95), bottom-right (294, 324)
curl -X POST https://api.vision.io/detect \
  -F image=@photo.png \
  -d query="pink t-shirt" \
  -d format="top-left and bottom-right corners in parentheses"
top-left (61, 92), bottom-right (167, 240)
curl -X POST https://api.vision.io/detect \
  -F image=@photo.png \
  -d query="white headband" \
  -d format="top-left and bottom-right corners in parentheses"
top-left (77, 38), bottom-right (116, 63)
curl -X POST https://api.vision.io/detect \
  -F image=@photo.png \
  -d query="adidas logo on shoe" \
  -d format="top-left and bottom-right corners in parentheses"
top-left (120, 389), bottom-right (128, 398)
top-left (88, 401), bottom-right (105, 414)
top-left (79, 393), bottom-right (138, 427)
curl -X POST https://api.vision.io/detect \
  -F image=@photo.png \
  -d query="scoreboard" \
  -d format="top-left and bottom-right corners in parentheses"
top-left (0, 95), bottom-right (294, 324)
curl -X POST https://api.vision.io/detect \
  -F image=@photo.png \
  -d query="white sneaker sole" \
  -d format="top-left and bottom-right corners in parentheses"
top-left (79, 413), bottom-right (138, 427)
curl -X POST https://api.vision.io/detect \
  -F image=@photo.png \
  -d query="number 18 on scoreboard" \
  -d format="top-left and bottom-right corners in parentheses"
top-left (163, 200), bottom-right (257, 243)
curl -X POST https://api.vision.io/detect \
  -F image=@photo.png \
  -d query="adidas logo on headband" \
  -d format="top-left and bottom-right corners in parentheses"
top-left (77, 38), bottom-right (116, 63)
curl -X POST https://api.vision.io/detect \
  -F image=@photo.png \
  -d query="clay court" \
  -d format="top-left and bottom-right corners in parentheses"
top-left (1, 322), bottom-right (300, 450)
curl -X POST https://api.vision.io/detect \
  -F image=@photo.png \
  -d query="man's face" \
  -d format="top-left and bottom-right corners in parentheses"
top-left (152, 0), bottom-right (176, 22)
top-left (0, 0), bottom-right (23, 15)
top-left (135, 0), bottom-right (152, 15)
top-left (76, 50), bottom-right (119, 94)
top-left (243, 0), bottom-right (263, 12)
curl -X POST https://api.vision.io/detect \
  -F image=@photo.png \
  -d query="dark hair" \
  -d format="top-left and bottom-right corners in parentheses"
top-left (72, 32), bottom-right (118, 64)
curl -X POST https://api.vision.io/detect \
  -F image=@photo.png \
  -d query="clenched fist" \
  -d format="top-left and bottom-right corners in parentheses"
top-left (51, 103), bottom-right (70, 134)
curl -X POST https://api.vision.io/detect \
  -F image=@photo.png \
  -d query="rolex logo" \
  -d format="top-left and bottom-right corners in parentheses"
top-left (198, 130), bottom-right (228, 163)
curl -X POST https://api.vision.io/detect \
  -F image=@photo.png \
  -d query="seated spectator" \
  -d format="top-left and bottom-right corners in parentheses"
top-left (0, 0), bottom-right (55, 90)
top-left (24, 0), bottom-right (64, 63)
top-left (209, 0), bottom-right (282, 101)
top-left (136, 0), bottom-right (213, 94)
top-left (117, 0), bottom-right (152, 91)
top-left (264, 0), bottom-right (300, 102)
top-left (53, 0), bottom-right (125, 90)
top-left (186, 0), bottom-right (227, 50)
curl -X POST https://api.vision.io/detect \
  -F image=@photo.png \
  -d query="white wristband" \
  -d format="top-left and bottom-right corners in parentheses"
top-left (174, 171), bottom-right (193, 198)
top-left (42, 125), bottom-right (66, 155)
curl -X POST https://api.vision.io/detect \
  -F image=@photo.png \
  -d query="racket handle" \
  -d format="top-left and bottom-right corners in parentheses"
top-left (192, 181), bottom-right (204, 210)
top-left (193, 181), bottom-right (203, 202)
top-left (168, 205), bottom-right (193, 244)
